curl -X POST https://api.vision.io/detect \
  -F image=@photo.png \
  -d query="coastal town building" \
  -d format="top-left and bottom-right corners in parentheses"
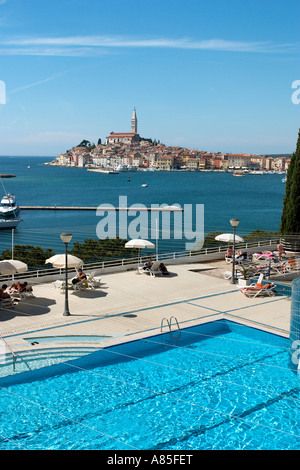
top-left (50, 108), bottom-right (291, 173)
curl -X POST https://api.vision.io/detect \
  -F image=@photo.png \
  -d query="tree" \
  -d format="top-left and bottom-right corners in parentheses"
top-left (77, 139), bottom-right (91, 148)
top-left (280, 128), bottom-right (300, 234)
top-left (0, 245), bottom-right (55, 267)
top-left (70, 237), bottom-right (138, 261)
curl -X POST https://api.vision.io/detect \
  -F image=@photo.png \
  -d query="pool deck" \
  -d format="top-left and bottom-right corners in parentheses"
top-left (0, 260), bottom-right (292, 357)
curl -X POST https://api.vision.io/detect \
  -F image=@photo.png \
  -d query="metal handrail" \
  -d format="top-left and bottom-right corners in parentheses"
top-left (161, 317), bottom-right (170, 331)
top-left (161, 316), bottom-right (181, 340)
top-left (0, 333), bottom-right (17, 370)
top-left (0, 237), bottom-right (280, 283)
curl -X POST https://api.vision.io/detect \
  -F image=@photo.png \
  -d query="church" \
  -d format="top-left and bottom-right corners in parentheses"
top-left (106, 108), bottom-right (140, 145)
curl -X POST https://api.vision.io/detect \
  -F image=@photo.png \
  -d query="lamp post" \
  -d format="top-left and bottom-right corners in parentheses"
top-left (230, 218), bottom-right (240, 284)
top-left (60, 232), bottom-right (72, 316)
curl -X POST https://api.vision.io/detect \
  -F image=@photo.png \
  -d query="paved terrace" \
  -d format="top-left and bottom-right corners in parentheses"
top-left (0, 260), bottom-right (292, 360)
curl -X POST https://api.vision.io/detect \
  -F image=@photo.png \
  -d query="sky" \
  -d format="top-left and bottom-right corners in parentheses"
top-left (0, 0), bottom-right (299, 156)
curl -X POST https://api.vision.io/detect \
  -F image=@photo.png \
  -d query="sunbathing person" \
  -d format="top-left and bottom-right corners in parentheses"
top-left (6, 282), bottom-right (18, 293)
top-left (276, 243), bottom-right (285, 259)
top-left (236, 250), bottom-right (248, 261)
top-left (225, 246), bottom-right (233, 258)
top-left (142, 257), bottom-right (153, 270)
top-left (15, 281), bottom-right (32, 293)
top-left (159, 263), bottom-right (169, 275)
top-left (72, 268), bottom-right (87, 285)
top-left (0, 285), bottom-right (12, 299)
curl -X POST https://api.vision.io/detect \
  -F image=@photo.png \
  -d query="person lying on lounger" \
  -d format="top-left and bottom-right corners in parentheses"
top-left (0, 285), bottom-right (12, 299)
top-left (72, 268), bottom-right (87, 285)
top-left (225, 247), bottom-right (233, 258)
top-left (159, 263), bottom-right (169, 275)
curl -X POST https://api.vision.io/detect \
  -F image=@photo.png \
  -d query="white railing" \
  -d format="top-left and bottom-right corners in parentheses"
top-left (0, 238), bottom-right (279, 284)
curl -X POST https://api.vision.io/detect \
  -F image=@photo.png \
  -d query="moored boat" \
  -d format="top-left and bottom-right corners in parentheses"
top-left (0, 218), bottom-right (21, 230)
top-left (0, 194), bottom-right (20, 217)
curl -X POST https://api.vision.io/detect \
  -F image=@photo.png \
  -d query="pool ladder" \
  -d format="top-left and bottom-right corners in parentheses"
top-left (161, 316), bottom-right (181, 340)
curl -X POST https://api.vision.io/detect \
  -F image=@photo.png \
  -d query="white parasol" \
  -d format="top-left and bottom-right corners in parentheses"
top-left (125, 239), bottom-right (155, 270)
top-left (0, 261), bottom-right (18, 275)
top-left (125, 239), bottom-right (155, 250)
top-left (45, 254), bottom-right (84, 268)
top-left (1, 259), bottom-right (28, 273)
top-left (215, 233), bottom-right (244, 243)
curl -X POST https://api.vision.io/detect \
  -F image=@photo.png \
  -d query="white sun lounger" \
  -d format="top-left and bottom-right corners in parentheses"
top-left (138, 261), bottom-right (162, 277)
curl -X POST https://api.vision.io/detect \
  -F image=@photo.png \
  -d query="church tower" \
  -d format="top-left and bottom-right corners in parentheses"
top-left (131, 107), bottom-right (138, 134)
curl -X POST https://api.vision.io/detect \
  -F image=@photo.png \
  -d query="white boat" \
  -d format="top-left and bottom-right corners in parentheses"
top-left (0, 218), bottom-right (21, 230)
top-left (116, 165), bottom-right (138, 172)
top-left (282, 175), bottom-right (287, 183)
top-left (0, 194), bottom-right (20, 217)
top-left (141, 183), bottom-right (148, 187)
top-left (116, 165), bottom-right (128, 172)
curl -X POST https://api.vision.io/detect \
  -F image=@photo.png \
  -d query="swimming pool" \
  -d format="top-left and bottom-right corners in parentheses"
top-left (0, 320), bottom-right (299, 450)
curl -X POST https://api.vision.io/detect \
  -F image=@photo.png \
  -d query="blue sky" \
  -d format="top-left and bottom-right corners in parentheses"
top-left (0, 0), bottom-right (299, 156)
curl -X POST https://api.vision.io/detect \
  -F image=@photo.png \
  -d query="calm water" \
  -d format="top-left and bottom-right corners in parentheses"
top-left (0, 321), bottom-right (299, 450)
top-left (0, 156), bottom-right (285, 254)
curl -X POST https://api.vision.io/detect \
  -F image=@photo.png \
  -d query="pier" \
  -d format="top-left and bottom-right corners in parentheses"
top-left (19, 206), bottom-right (183, 211)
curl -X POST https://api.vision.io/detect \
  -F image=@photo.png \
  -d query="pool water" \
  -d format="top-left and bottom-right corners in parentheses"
top-left (0, 320), bottom-right (299, 450)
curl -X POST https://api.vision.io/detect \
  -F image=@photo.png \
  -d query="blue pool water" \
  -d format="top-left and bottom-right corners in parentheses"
top-left (0, 320), bottom-right (299, 450)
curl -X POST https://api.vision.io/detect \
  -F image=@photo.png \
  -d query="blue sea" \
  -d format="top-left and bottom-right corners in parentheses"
top-left (0, 156), bottom-right (285, 255)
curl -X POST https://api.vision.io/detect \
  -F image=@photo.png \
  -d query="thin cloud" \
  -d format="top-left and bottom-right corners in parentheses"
top-left (0, 35), bottom-right (296, 56)
top-left (9, 71), bottom-right (68, 94)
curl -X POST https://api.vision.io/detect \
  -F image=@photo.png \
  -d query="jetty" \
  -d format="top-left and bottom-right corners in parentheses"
top-left (19, 206), bottom-right (183, 211)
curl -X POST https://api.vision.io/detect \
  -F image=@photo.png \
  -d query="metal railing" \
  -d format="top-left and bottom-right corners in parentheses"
top-left (161, 316), bottom-right (181, 340)
top-left (0, 238), bottom-right (279, 284)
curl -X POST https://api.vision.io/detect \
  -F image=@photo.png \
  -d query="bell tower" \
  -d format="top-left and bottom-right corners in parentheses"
top-left (131, 107), bottom-right (138, 134)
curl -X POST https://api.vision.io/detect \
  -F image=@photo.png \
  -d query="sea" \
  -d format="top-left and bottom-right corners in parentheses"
top-left (0, 156), bottom-right (285, 257)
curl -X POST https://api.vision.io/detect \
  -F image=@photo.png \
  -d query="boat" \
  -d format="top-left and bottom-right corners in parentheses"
top-left (0, 193), bottom-right (20, 217)
top-left (87, 168), bottom-right (119, 174)
top-left (0, 176), bottom-right (20, 217)
top-left (233, 170), bottom-right (246, 177)
top-left (0, 218), bottom-right (21, 230)
top-left (282, 175), bottom-right (287, 183)
top-left (116, 165), bottom-right (138, 172)
top-left (141, 183), bottom-right (148, 187)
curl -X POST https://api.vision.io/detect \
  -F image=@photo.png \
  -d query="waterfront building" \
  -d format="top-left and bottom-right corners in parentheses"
top-left (156, 155), bottom-right (174, 170)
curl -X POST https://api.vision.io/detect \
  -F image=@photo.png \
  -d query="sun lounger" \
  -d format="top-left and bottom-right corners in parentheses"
top-left (240, 283), bottom-right (276, 297)
top-left (239, 274), bottom-right (276, 297)
top-left (10, 290), bottom-right (27, 300)
top-left (138, 261), bottom-right (163, 277)
top-left (86, 272), bottom-right (101, 289)
top-left (253, 252), bottom-right (274, 261)
top-left (0, 297), bottom-right (15, 308)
